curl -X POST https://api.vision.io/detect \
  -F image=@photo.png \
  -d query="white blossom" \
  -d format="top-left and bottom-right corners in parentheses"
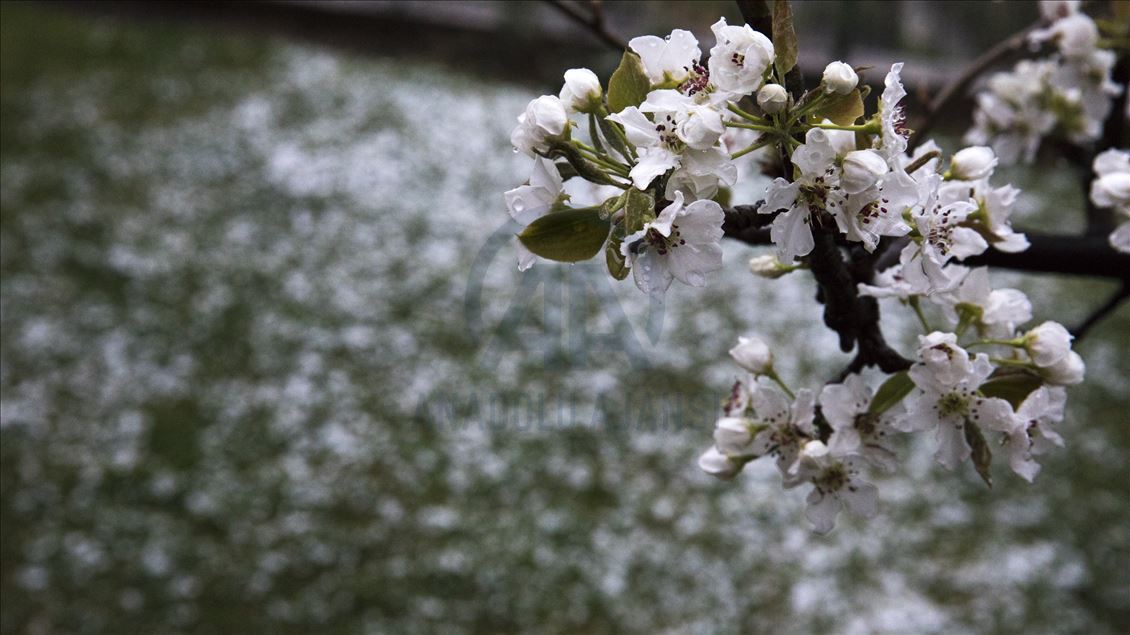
top-left (698, 446), bottom-right (742, 479)
top-left (787, 441), bottom-right (878, 534)
top-left (876, 63), bottom-right (909, 162)
top-left (902, 346), bottom-right (1016, 470)
top-left (761, 126), bottom-right (854, 262)
top-left (1040, 350), bottom-right (1085, 385)
top-left (510, 95), bottom-right (568, 156)
top-left (708, 18), bottom-right (774, 97)
top-left (1023, 321), bottom-right (1073, 367)
top-left (748, 254), bottom-right (794, 278)
top-left (629, 29), bottom-right (702, 86)
top-left (757, 83), bottom-right (788, 114)
top-left (819, 374), bottom-right (901, 472)
top-left (933, 266), bottom-right (1032, 337)
top-left (822, 61), bottom-right (858, 95)
top-left (1003, 386), bottom-right (1068, 482)
top-left (836, 164), bottom-right (917, 252)
top-left (559, 68), bottom-right (602, 113)
top-left (1030, 13), bottom-right (1100, 60)
top-left (729, 335), bottom-right (773, 374)
top-left (620, 192), bottom-right (724, 298)
top-left (949, 146), bottom-right (998, 181)
top-left (746, 387), bottom-right (816, 476)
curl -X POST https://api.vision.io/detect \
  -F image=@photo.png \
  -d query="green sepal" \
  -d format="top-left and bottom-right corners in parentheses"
top-left (517, 207), bottom-right (611, 263)
top-left (963, 423), bottom-right (993, 489)
top-left (607, 51), bottom-right (651, 114)
top-left (867, 371), bottom-right (914, 415)
top-left (979, 367), bottom-right (1043, 410)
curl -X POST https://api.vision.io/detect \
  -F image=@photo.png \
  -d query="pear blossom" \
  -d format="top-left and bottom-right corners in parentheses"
top-left (901, 341), bottom-right (1016, 470)
top-left (629, 29), bottom-right (702, 86)
top-left (1090, 148), bottom-right (1130, 252)
top-left (761, 127), bottom-right (855, 262)
top-left (836, 163), bottom-right (917, 252)
top-left (1040, 350), bottom-right (1085, 385)
top-left (1023, 321), bottom-right (1073, 367)
top-left (757, 83), bottom-right (788, 114)
top-left (608, 91), bottom-right (730, 191)
top-left (1002, 386), bottom-right (1068, 482)
top-left (1039, 0), bottom-right (1080, 20)
top-left (1030, 12), bottom-right (1100, 60)
top-left (510, 95), bottom-right (568, 156)
top-left (729, 335), bottom-right (773, 374)
top-left (559, 68), bottom-right (602, 113)
top-left (819, 374), bottom-right (901, 472)
top-left (713, 416), bottom-right (757, 456)
top-left (620, 191), bottom-right (724, 298)
top-left (698, 446), bottom-right (742, 480)
top-left (932, 266), bottom-right (1032, 337)
top-left (708, 18), bottom-right (774, 97)
top-left (786, 441), bottom-right (878, 534)
top-left (897, 173), bottom-right (985, 292)
top-left (949, 146), bottom-right (998, 181)
top-left (876, 63), bottom-right (909, 162)
top-left (822, 61), bottom-right (858, 95)
top-left (504, 157), bottom-right (563, 270)
top-left (748, 254), bottom-right (795, 278)
top-left (745, 387), bottom-right (816, 476)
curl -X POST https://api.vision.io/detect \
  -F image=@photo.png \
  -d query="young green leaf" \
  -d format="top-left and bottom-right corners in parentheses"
top-left (979, 368), bottom-right (1043, 409)
top-left (518, 208), bottom-right (611, 263)
top-left (605, 232), bottom-right (630, 280)
top-left (963, 423), bottom-right (993, 489)
top-left (866, 371), bottom-right (914, 415)
top-left (772, 0), bottom-right (798, 76)
top-left (607, 51), bottom-right (651, 114)
top-left (623, 188), bottom-right (655, 234)
top-left (811, 89), bottom-right (864, 126)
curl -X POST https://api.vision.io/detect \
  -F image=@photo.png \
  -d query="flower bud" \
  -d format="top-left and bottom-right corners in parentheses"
top-left (1090, 173), bottom-right (1130, 209)
top-left (756, 83), bottom-right (788, 114)
top-left (713, 417), bottom-right (752, 455)
top-left (559, 68), bottom-right (602, 113)
top-left (840, 150), bottom-right (889, 194)
top-left (698, 446), bottom-right (742, 479)
top-left (1024, 321), bottom-right (1072, 367)
top-left (821, 61), bottom-right (858, 95)
top-left (729, 335), bottom-right (773, 374)
top-left (510, 95), bottom-right (569, 156)
top-left (676, 106), bottom-right (725, 150)
top-left (748, 254), bottom-right (793, 279)
top-left (950, 146), bottom-right (998, 181)
top-left (1040, 350), bottom-right (1085, 385)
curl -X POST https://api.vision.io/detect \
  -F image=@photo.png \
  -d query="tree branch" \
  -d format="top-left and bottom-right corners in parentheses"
top-left (542, 0), bottom-right (627, 52)
top-left (1071, 283), bottom-right (1129, 340)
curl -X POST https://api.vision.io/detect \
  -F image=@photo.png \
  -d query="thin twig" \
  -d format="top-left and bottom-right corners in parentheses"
top-left (908, 20), bottom-right (1041, 151)
top-left (1071, 283), bottom-right (1129, 341)
top-left (542, 0), bottom-right (627, 52)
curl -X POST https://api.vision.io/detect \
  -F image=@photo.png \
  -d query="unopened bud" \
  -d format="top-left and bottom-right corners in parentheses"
top-left (757, 83), bottom-right (788, 114)
top-left (559, 68), bottom-right (603, 114)
top-left (821, 61), bottom-right (858, 95)
top-left (729, 335), bottom-right (773, 374)
top-left (950, 146), bottom-right (998, 181)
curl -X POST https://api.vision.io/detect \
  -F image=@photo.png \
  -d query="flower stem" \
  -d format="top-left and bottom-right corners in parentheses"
top-left (765, 369), bottom-right (796, 400)
top-left (731, 138), bottom-right (773, 160)
top-left (908, 296), bottom-right (932, 333)
top-left (725, 121), bottom-right (777, 133)
top-left (726, 103), bottom-right (770, 125)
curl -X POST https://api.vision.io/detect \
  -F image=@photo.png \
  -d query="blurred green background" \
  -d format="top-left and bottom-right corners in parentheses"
top-left (1, 2), bottom-right (1128, 633)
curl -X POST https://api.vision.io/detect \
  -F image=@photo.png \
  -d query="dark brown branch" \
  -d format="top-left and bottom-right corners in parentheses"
top-left (542, 0), bottom-right (626, 52)
top-left (1071, 283), bottom-right (1129, 340)
top-left (908, 20), bottom-right (1040, 151)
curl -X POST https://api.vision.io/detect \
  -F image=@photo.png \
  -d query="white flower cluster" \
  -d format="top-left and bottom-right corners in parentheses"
top-left (965, 1), bottom-right (1124, 164)
top-left (503, 15), bottom-right (1094, 533)
top-left (1089, 148), bottom-right (1130, 253)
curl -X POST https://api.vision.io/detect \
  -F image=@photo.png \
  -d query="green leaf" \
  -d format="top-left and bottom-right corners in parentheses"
top-left (963, 423), bottom-right (993, 489)
top-left (811, 89), bottom-right (864, 126)
top-left (518, 208), bottom-right (611, 263)
top-left (607, 51), bottom-right (651, 114)
top-left (622, 188), bottom-right (655, 235)
top-left (979, 368), bottom-right (1043, 409)
top-left (867, 371), bottom-right (914, 415)
top-left (772, 0), bottom-right (798, 75)
top-left (555, 161), bottom-right (579, 180)
top-left (605, 232), bottom-right (630, 280)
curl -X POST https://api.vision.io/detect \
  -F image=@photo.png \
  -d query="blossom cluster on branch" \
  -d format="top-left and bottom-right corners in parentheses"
top-left (502, 4), bottom-right (1123, 532)
top-left (965, 0), bottom-right (1128, 252)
